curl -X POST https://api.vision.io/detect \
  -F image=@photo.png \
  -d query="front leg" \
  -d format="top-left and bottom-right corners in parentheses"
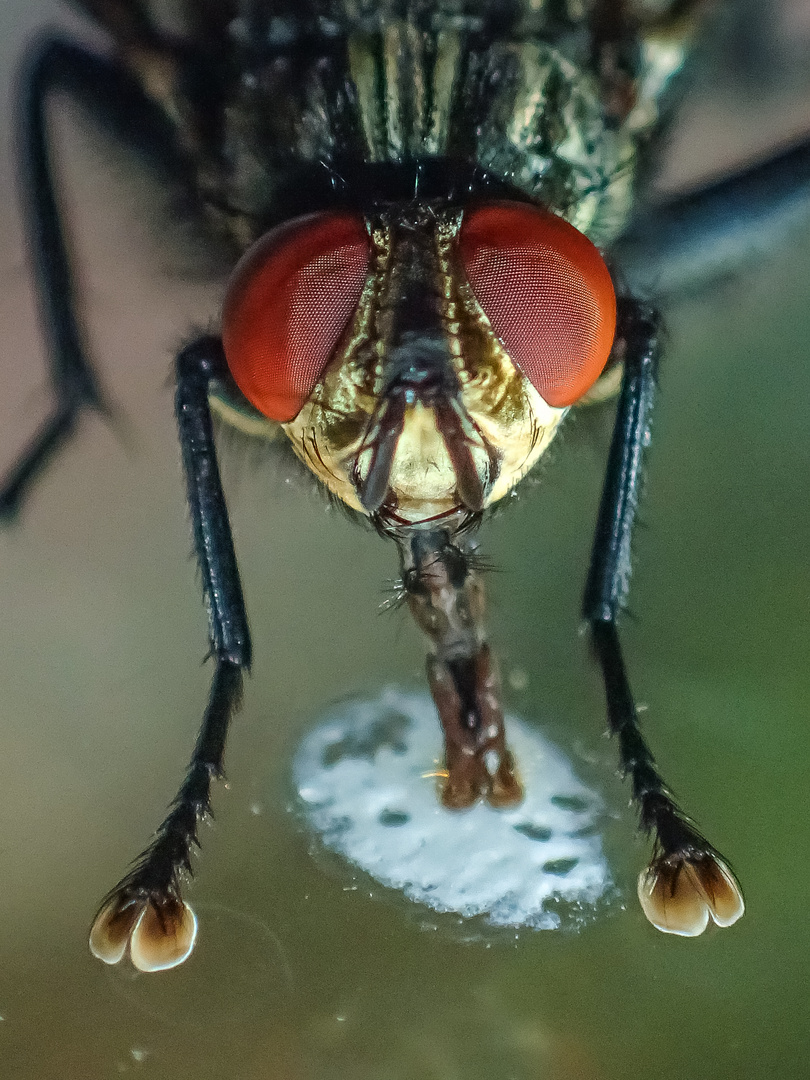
top-left (584, 298), bottom-right (745, 935)
top-left (89, 335), bottom-right (251, 972)
top-left (0, 35), bottom-right (182, 519)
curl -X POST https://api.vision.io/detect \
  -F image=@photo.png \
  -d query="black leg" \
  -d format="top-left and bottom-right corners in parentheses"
top-left (589, 0), bottom-right (638, 124)
top-left (615, 136), bottom-right (810, 297)
top-left (89, 335), bottom-right (252, 972)
top-left (584, 298), bottom-right (744, 935)
top-left (0, 36), bottom-right (181, 519)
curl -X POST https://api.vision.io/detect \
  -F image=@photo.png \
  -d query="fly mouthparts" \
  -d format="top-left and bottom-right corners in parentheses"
top-left (354, 390), bottom-right (499, 517)
top-left (434, 399), bottom-right (490, 513)
top-left (354, 393), bottom-right (407, 513)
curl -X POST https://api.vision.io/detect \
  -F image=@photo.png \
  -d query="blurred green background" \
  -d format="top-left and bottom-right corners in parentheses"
top-left (0, 2), bottom-right (809, 1077)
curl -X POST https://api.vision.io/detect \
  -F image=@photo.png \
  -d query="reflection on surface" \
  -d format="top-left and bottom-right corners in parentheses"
top-left (99, 903), bottom-right (294, 1032)
top-left (295, 688), bottom-right (611, 930)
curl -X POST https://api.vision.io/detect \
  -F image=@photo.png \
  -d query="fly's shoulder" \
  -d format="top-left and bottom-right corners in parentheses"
top-left (462, 2), bottom-right (708, 244)
top-left (75, 1), bottom-right (709, 248)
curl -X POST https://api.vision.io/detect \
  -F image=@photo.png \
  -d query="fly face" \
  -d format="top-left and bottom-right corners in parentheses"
top-left (223, 200), bottom-right (614, 525)
top-left (3, 0), bottom-right (757, 971)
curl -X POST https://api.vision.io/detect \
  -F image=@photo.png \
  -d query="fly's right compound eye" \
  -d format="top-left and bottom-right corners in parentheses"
top-left (458, 201), bottom-right (617, 407)
top-left (222, 212), bottom-right (370, 422)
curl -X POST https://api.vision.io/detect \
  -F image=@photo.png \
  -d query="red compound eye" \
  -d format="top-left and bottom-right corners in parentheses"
top-left (222, 211), bottom-right (370, 422)
top-left (458, 202), bottom-right (616, 407)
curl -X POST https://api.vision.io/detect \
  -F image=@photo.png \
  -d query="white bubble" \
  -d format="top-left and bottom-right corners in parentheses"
top-left (293, 688), bottom-right (611, 930)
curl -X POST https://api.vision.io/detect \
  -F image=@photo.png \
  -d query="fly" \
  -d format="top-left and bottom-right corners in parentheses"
top-left (7, 0), bottom-right (790, 971)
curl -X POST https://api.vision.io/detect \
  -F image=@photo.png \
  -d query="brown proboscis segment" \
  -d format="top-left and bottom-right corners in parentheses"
top-left (428, 648), bottom-right (522, 808)
top-left (400, 530), bottom-right (522, 809)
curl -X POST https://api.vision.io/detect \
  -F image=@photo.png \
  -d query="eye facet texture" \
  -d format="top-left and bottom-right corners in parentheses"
top-left (223, 212), bottom-right (370, 422)
top-left (459, 202), bottom-right (617, 407)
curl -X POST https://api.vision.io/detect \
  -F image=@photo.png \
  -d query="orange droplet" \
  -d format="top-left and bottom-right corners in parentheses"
top-left (129, 900), bottom-right (198, 973)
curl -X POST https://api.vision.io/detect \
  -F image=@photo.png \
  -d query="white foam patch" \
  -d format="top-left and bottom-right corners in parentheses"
top-left (294, 688), bottom-right (611, 930)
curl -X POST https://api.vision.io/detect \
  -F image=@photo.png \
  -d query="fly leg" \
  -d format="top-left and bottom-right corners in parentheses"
top-left (400, 528), bottom-right (522, 810)
top-left (589, 0), bottom-right (638, 123)
top-left (616, 136), bottom-right (810, 297)
top-left (0, 36), bottom-right (182, 519)
top-left (589, 0), bottom-right (710, 124)
top-left (89, 335), bottom-right (251, 972)
top-left (584, 297), bottom-right (744, 935)
top-left (74, 0), bottom-right (235, 43)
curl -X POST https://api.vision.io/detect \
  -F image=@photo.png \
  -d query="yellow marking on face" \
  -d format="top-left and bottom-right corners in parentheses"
top-left (209, 392), bottom-right (283, 441)
top-left (284, 372), bottom-right (565, 523)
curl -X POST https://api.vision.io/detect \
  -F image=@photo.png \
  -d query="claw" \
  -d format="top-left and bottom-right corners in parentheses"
top-left (637, 850), bottom-right (744, 936)
top-left (89, 893), bottom-right (198, 972)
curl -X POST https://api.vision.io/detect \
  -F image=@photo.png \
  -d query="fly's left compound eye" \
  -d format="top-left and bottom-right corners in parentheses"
top-left (458, 201), bottom-right (617, 407)
top-left (222, 211), bottom-right (370, 422)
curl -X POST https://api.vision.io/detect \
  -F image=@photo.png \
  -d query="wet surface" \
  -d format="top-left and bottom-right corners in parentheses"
top-left (1, 2), bottom-right (809, 1078)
